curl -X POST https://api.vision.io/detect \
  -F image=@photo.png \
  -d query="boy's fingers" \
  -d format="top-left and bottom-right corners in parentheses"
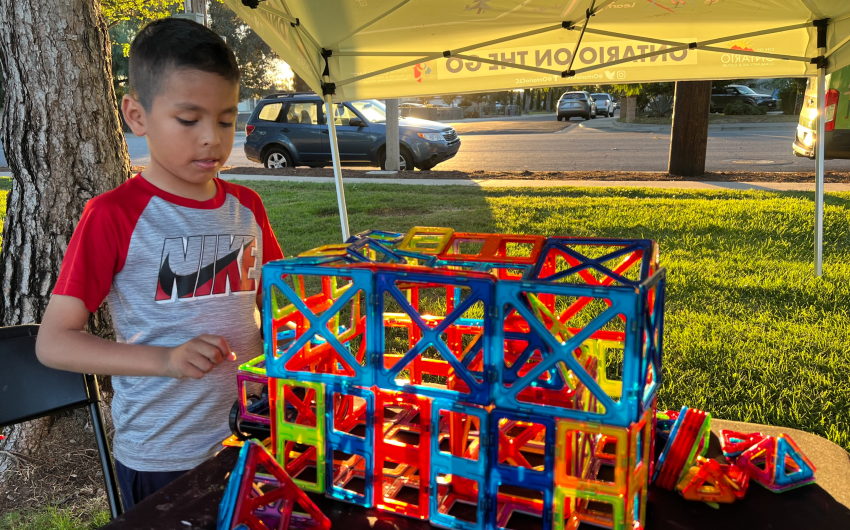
top-left (197, 334), bottom-right (233, 360)
top-left (182, 363), bottom-right (206, 379)
top-left (188, 353), bottom-right (214, 373)
top-left (194, 342), bottom-right (224, 365)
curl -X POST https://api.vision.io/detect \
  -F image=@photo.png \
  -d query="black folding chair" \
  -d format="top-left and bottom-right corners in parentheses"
top-left (0, 324), bottom-right (122, 518)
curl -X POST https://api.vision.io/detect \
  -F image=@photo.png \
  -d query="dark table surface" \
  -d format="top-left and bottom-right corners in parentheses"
top-left (102, 419), bottom-right (850, 530)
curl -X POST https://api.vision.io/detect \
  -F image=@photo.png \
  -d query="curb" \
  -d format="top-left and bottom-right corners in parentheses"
top-left (579, 120), bottom-right (661, 133)
top-left (217, 174), bottom-right (850, 192)
top-left (588, 120), bottom-right (798, 133)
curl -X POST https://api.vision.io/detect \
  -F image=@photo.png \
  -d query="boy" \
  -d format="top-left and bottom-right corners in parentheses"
top-left (36, 18), bottom-right (283, 509)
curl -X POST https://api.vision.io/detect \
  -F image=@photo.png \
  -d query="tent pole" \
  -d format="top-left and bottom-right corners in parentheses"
top-left (815, 65), bottom-right (826, 277)
top-left (324, 93), bottom-right (351, 241)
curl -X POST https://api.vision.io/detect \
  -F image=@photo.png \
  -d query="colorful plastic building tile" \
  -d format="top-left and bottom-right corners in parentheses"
top-left (736, 434), bottom-right (816, 492)
top-left (375, 267), bottom-right (495, 405)
top-left (398, 227), bottom-right (454, 255)
top-left (488, 410), bottom-right (556, 530)
top-left (271, 379), bottom-right (326, 493)
top-left (375, 389), bottom-right (432, 519)
top-left (719, 429), bottom-right (766, 458)
top-left (429, 399), bottom-right (490, 530)
top-left (217, 439), bottom-right (330, 530)
top-left (653, 407), bottom-right (711, 490)
top-left (263, 266), bottom-right (374, 386)
top-left (675, 457), bottom-right (737, 504)
top-left (493, 279), bottom-right (646, 426)
top-left (325, 383), bottom-right (374, 507)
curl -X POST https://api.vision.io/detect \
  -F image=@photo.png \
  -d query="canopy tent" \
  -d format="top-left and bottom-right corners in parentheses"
top-left (223, 0), bottom-right (850, 275)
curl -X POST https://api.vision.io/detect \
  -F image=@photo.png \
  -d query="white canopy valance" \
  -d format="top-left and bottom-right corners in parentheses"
top-left (223, 0), bottom-right (850, 101)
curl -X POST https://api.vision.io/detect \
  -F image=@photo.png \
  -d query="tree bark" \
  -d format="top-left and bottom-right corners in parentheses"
top-left (545, 88), bottom-right (553, 112)
top-left (523, 88), bottom-right (531, 112)
top-left (668, 81), bottom-right (712, 177)
top-left (0, 0), bottom-right (128, 473)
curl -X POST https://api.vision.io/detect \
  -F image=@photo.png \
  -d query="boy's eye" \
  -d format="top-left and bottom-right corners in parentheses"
top-left (219, 121), bottom-right (234, 128)
top-left (177, 117), bottom-right (197, 126)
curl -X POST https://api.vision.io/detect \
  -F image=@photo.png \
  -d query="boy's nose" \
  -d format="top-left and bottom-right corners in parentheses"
top-left (201, 127), bottom-right (221, 147)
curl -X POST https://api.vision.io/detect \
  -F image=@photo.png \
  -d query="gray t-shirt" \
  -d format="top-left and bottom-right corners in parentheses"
top-left (53, 175), bottom-right (282, 471)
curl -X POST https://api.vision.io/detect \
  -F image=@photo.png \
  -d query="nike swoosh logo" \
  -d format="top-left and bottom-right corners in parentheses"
top-left (157, 243), bottom-right (246, 299)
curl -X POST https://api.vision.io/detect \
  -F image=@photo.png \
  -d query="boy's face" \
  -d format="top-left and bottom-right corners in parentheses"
top-left (123, 69), bottom-right (239, 186)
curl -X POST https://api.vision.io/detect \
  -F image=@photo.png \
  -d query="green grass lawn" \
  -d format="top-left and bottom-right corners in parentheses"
top-left (2, 179), bottom-right (849, 525)
top-left (0, 499), bottom-right (109, 530)
top-left (250, 181), bottom-right (850, 451)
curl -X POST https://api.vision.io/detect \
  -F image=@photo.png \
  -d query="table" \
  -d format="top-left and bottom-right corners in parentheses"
top-left (101, 420), bottom-right (850, 530)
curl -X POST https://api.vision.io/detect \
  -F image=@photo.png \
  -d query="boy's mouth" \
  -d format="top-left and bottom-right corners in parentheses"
top-left (193, 158), bottom-right (219, 170)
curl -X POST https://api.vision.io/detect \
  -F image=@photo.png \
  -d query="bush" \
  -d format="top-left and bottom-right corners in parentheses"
top-left (778, 83), bottom-right (803, 115)
top-left (723, 100), bottom-right (767, 115)
top-left (645, 95), bottom-right (674, 117)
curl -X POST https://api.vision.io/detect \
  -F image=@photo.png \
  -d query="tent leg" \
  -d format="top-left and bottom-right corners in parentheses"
top-left (324, 94), bottom-right (351, 241)
top-left (815, 67), bottom-right (826, 277)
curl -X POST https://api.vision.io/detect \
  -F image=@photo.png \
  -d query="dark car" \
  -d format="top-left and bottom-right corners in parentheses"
top-left (710, 85), bottom-right (778, 113)
top-left (557, 91), bottom-right (597, 121)
top-left (591, 93), bottom-right (615, 117)
top-left (244, 93), bottom-right (460, 170)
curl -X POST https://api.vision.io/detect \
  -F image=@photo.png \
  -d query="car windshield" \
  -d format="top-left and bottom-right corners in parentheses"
top-left (562, 93), bottom-right (585, 100)
top-left (734, 86), bottom-right (757, 95)
top-left (350, 100), bottom-right (386, 123)
top-left (591, 94), bottom-right (609, 100)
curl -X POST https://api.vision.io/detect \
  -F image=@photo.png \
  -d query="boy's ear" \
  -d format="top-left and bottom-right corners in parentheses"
top-left (121, 94), bottom-right (147, 137)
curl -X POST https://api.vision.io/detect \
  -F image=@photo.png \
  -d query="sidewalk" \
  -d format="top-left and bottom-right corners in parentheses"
top-left (216, 174), bottom-right (850, 192)
top-left (579, 117), bottom-right (799, 134)
top-left (5, 171), bottom-right (843, 192)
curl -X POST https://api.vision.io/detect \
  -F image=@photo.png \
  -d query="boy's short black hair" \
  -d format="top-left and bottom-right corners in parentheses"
top-left (129, 18), bottom-right (240, 111)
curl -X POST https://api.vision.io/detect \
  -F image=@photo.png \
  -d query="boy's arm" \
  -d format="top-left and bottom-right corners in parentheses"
top-left (37, 295), bottom-right (235, 379)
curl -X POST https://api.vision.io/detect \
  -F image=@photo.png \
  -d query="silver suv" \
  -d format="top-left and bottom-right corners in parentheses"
top-left (557, 91), bottom-right (597, 121)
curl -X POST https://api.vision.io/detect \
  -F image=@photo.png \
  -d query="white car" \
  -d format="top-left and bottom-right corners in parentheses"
top-left (591, 93), bottom-right (615, 117)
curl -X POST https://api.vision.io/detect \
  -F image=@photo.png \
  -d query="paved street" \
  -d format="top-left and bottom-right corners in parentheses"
top-left (4, 114), bottom-right (850, 174)
top-left (437, 115), bottom-right (850, 173)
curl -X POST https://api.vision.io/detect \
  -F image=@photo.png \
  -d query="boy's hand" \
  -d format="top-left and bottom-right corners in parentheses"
top-left (164, 335), bottom-right (236, 379)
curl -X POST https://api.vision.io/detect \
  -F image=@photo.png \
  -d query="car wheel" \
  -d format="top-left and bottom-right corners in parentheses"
top-left (379, 147), bottom-right (415, 171)
top-left (590, 110), bottom-right (597, 119)
top-left (264, 147), bottom-right (293, 169)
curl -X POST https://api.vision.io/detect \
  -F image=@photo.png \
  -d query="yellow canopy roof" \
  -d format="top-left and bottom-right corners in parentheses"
top-left (223, 0), bottom-right (850, 101)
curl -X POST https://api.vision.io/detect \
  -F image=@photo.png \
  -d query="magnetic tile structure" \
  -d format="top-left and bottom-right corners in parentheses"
top-left (257, 227), bottom-right (667, 530)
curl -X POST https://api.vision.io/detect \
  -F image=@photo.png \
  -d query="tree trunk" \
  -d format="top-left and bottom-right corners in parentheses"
top-left (0, 0), bottom-right (127, 472)
top-left (668, 81), bottom-right (712, 177)
top-left (545, 88), bottom-right (553, 112)
top-left (523, 89), bottom-right (531, 112)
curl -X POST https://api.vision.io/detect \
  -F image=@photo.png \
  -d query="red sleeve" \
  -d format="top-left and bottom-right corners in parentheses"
top-left (53, 179), bottom-right (151, 312)
top-left (260, 205), bottom-right (284, 263)
top-left (221, 180), bottom-right (284, 263)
